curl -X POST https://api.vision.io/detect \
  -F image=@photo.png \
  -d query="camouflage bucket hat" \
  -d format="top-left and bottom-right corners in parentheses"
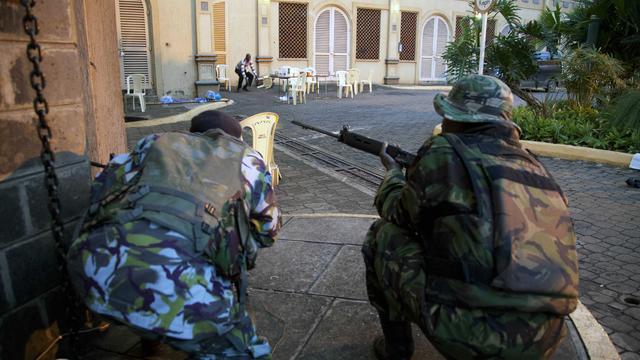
top-left (434, 75), bottom-right (514, 123)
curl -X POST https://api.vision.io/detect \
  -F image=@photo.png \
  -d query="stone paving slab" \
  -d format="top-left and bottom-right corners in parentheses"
top-left (298, 299), bottom-right (444, 360)
top-left (249, 239), bottom-right (340, 293)
top-left (249, 289), bottom-right (332, 359)
top-left (279, 217), bottom-right (374, 245)
top-left (309, 245), bottom-right (368, 300)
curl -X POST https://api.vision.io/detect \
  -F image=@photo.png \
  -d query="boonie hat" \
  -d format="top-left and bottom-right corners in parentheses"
top-left (434, 75), bottom-right (514, 123)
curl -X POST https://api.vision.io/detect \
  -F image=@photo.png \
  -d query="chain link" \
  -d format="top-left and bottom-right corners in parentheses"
top-left (20, 0), bottom-right (81, 357)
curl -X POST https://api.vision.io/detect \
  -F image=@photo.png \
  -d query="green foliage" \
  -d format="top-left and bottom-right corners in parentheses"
top-left (561, 47), bottom-right (626, 106)
top-left (486, 33), bottom-right (538, 85)
top-left (513, 103), bottom-right (640, 153)
top-left (491, 0), bottom-right (521, 29)
top-left (537, 4), bottom-right (566, 58)
top-left (442, 16), bottom-right (478, 82)
top-left (564, 0), bottom-right (640, 68)
top-left (606, 89), bottom-right (640, 132)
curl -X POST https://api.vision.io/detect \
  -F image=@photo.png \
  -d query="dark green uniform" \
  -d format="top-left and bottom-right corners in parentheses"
top-left (363, 75), bottom-right (578, 359)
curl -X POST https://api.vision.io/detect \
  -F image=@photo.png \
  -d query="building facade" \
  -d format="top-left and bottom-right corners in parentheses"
top-left (115, 0), bottom-right (578, 97)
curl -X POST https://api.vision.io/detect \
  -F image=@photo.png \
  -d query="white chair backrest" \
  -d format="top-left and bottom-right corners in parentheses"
top-left (336, 71), bottom-right (348, 86)
top-left (347, 69), bottom-right (359, 83)
top-left (296, 73), bottom-right (307, 89)
top-left (239, 112), bottom-right (279, 166)
top-left (127, 74), bottom-right (146, 94)
top-left (216, 65), bottom-right (229, 80)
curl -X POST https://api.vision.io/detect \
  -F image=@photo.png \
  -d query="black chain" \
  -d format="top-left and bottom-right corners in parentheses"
top-left (20, 1), bottom-right (81, 356)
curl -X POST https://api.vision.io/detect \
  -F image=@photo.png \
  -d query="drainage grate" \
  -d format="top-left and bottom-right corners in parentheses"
top-left (275, 133), bottom-right (384, 188)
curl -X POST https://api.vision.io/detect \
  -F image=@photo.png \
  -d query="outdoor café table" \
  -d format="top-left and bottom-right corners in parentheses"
top-left (270, 74), bottom-right (294, 95)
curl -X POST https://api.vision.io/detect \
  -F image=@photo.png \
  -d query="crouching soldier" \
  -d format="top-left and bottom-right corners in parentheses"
top-left (68, 111), bottom-right (281, 359)
top-left (362, 75), bottom-right (579, 359)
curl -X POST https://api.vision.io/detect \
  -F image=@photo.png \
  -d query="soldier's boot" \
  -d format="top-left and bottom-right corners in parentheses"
top-left (372, 316), bottom-right (414, 360)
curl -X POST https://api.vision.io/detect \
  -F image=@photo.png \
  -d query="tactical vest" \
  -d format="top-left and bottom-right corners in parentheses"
top-left (425, 133), bottom-right (579, 315)
top-left (87, 130), bottom-right (250, 279)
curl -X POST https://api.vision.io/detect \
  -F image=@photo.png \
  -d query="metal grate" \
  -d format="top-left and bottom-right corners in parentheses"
top-left (455, 16), bottom-right (470, 40)
top-left (400, 12), bottom-right (417, 61)
top-left (279, 2), bottom-right (307, 59)
top-left (486, 19), bottom-right (496, 46)
top-left (356, 8), bottom-right (381, 60)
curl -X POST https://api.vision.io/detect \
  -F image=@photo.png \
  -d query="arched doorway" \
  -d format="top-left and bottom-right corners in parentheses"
top-left (420, 16), bottom-right (449, 81)
top-left (314, 7), bottom-right (350, 76)
top-left (115, 0), bottom-right (153, 90)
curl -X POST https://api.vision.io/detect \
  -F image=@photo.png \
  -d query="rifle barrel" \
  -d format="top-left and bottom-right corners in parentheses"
top-left (291, 120), bottom-right (340, 139)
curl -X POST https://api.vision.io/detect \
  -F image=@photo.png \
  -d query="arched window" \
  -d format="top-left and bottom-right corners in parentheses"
top-left (314, 7), bottom-right (350, 76)
top-left (420, 16), bottom-right (449, 81)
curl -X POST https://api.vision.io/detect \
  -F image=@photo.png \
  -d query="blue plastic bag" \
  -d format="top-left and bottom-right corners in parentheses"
top-left (160, 95), bottom-right (174, 104)
top-left (206, 90), bottom-right (222, 101)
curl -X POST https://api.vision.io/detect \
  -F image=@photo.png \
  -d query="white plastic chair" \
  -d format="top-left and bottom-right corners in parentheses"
top-left (257, 76), bottom-right (273, 90)
top-left (304, 67), bottom-right (318, 94)
top-left (216, 64), bottom-right (231, 92)
top-left (125, 74), bottom-right (147, 112)
top-left (287, 73), bottom-right (307, 105)
top-left (347, 69), bottom-right (360, 96)
top-left (335, 71), bottom-right (353, 99)
top-left (360, 70), bottom-right (373, 93)
top-left (240, 112), bottom-right (282, 187)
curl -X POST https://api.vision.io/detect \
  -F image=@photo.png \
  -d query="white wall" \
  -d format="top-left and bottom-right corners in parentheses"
top-left (150, 0), bottom-right (198, 97)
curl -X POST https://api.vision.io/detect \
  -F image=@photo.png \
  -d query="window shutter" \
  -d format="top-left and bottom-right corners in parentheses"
top-left (279, 2), bottom-right (308, 59)
top-left (212, 1), bottom-right (226, 65)
top-left (434, 18), bottom-right (449, 78)
top-left (356, 8), bottom-right (381, 60)
top-left (315, 10), bottom-right (330, 75)
top-left (485, 19), bottom-right (496, 46)
top-left (400, 12), bottom-right (417, 61)
top-left (117, 0), bottom-right (152, 89)
top-left (333, 10), bottom-right (349, 71)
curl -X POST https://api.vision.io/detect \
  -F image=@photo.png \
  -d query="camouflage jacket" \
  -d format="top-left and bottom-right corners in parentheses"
top-left (67, 133), bottom-right (281, 342)
top-left (375, 121), bottom-right (578, 315)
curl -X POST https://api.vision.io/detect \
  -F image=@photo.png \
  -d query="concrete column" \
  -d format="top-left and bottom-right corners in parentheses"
top-left (384, 0), bottom-right (400, 84)
top-left (256, 0), bottom-right (273, 76)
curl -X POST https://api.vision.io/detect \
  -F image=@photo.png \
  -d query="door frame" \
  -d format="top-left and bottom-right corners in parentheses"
top-left (313, 6), bottom-right (351, 77)
top-left (115, 0), bottom-right (154, 90)
top-left (419, 15), bottom-right (450, 82)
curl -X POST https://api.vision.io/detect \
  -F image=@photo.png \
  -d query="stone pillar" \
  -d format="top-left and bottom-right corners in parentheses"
top-left (256, 0), bottom-right (273, 76)
top-left (0, 0), bottom-right (124, 358)
top-left (384, 0), bottom-right (400, 84)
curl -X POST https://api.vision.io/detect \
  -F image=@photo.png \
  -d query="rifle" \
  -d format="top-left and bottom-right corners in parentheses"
top-left (291, 121), bottom-right (416, 168)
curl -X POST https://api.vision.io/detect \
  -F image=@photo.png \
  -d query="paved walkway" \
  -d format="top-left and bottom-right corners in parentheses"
top-left (123, 85), bottom-right (639, 358)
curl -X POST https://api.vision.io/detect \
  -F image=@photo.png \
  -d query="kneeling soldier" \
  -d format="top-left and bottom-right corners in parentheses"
top-left (68, 111), bottom-right (281, 359)
top-left (363, 75), bottom-right (578, 359)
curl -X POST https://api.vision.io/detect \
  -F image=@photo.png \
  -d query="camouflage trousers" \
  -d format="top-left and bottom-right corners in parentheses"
top-left (130, 316), bottom-right (271, 360)
top-left (67, 219), bottom-right (271, 359)
top-left (362, 219), bottom-right (566, 360)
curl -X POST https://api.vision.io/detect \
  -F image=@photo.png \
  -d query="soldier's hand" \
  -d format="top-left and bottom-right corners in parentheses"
top-left (380, 142), bottom-right (401, 171)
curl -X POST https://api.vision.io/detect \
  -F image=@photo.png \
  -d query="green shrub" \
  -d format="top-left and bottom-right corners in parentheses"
top-left (561, 47), bottom-right (626, 107)
top-left (513, 103), bottom-right (640, 153)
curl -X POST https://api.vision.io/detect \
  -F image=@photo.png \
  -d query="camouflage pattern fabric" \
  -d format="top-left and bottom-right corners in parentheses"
top-left (363, 118), bottom-right (577, 359)
top-left (363, 219), bottom-right (566, 359)
top-left (68, 133), bottom-right (280, 359)
top-left (69, 220), bottom-right (271, 358)
top-left (433, 75), bottom-right (515, 124)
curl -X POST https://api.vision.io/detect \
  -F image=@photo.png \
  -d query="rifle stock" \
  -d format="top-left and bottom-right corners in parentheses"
top-left (291, 121), bottom-right (416, 168)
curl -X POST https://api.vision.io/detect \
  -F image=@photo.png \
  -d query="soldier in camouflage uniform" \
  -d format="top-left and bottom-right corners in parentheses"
top-left (362, 75), bottom-right (579, 359)
top-left (67, 111), bottom-right (281, 359)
